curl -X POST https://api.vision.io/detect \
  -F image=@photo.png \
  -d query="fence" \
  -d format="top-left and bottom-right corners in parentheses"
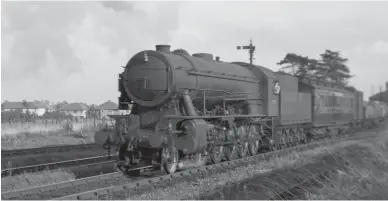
top-left (1, 116), bottom-right (116, 136)
top-left (1, 111), bottom-right (115, 125)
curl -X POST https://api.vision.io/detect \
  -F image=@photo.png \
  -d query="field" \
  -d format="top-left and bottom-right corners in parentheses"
top-left (1, 118), bottom-right (114, 150)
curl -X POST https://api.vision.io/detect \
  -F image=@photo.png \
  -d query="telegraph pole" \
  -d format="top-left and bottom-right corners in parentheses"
top-left (237, 38), bottom-right (256, 65)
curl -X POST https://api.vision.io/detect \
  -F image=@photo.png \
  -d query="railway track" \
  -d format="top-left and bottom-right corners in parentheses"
top-left (1, 131), bottom-right (376, 200)
top-left (1, 155), bottom-right (115, 177)
top-left (1, 143), bottom-right (100, 158)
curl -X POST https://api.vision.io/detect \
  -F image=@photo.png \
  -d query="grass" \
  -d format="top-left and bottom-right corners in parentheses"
top-left (1, 119), bottom-right (113, 150)
top-left (196, 129), bottom-right (388, 200)
top-left (304, 131), bottom-right (388, 200)
top-left (1, 169), bottom-right (76, 192)
top-left (96, 128), bottom-right (386, 200)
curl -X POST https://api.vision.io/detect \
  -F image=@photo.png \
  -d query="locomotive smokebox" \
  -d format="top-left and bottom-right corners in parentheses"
top-left (155, 45), bottom-right (171, 53)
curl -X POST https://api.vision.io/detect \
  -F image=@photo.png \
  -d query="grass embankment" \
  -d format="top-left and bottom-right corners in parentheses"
top-left (1, 120), bottom-right (111, 150)
top-left (1, 163), bottom-right (116, 192)
top-left (1, 169), bottom-right (76, 192)
top-left (200, 129), bottom-right (388, 200)
top-left (305, 132), bottom-right (388, 199)
top-left (102, 128), bottom-right (387, 200)
top-left (200, 133), bottom-right (388, 200)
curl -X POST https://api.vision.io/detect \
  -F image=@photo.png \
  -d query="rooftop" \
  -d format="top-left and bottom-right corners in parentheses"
top-left (2, 101), bottom-right (53, 110)
top-left (96, 100), bottom-right (118, 110)
top-left (62, 103), bottom-right (88, 111)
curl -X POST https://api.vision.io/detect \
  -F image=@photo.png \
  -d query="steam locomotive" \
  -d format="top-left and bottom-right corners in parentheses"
top-left (94, 44), bottom-right (387, 175)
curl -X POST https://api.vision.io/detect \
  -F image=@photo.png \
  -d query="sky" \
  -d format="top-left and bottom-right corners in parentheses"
top-left (1, 1), bottom-right (388, 104)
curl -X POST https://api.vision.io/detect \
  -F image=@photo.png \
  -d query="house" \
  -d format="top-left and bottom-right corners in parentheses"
top-left (35, 101), bottom-right (55, 113)
top-left (62, 103), bottom-right (88, 118)
top-left (369, 82), bottom-right (388, 104)
top-left (96, 100), bottom-right (131, 119)
top-left (1, 101), bottom-right (52, 116)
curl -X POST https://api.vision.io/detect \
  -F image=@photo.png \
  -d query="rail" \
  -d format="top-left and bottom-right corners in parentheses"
top-left (1, 143), bottom-right (99, 158)
top-left (1, 155), bottom-right (115, 177)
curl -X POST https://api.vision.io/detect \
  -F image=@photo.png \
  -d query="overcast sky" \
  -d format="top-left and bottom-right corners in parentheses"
top-left (1, 1), bottom-right (388, 104)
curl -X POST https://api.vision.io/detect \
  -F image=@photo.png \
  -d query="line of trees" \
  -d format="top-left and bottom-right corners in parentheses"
top-left (277, 49), bottom-right (353, 87)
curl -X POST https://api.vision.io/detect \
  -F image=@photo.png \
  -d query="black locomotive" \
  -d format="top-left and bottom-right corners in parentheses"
top-left (95, 44), bottom-right (386, 175)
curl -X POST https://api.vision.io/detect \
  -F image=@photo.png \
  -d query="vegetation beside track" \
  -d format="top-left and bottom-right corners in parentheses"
top-left (1, 169), bottom-right (75, 192)
top-left (304, 130), bottom-right (388, 200)
top-left (117, 129), bottom-right (386, 200)
top-left (1, 118), bottom-right (110, 150)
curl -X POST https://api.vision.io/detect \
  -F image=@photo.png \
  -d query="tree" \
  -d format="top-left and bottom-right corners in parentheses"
top-left (317, 49), bottom-right (352, 85)
top-left (22, 99), bottom-right (29, 122)
top-left (41, 100), bottom-right (50, 107)
top-left (22, 99), bottom-right (27, 108)
top-left (278, 50), bottom-right (353, 87)
top-left (277, 53), bottom-right (319, 79)
top-left (88, 104), bottom-right (100, 119)
top-left (54, 101), bottom-right (68, 111)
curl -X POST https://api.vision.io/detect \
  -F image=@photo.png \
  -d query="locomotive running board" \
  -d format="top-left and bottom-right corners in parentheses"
top-left (163, 114), bottom-right (270, 120)
top-left (107, 114), bottom-right (132, 121)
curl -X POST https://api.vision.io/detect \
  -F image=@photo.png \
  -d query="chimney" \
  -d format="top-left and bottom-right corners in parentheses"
top-left (215, 56), bottom-right (220, 61)
top-left (155, 45), bottom-right (171, 53)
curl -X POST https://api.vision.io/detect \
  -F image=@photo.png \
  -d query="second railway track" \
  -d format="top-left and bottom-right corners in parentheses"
top-left (1, 131), bottom-right (377, 200)
top-left (1, 143), bottom-right (101, 158)
top-left (1, 155), bottom-right (115, 177)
